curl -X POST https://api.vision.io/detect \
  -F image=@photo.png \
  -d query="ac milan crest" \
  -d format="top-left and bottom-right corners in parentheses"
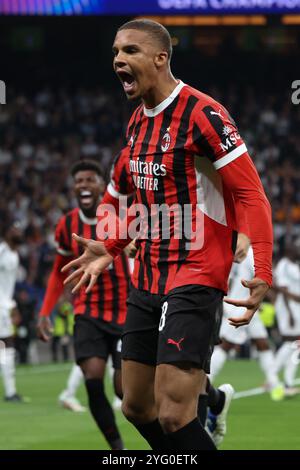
top-left (161, 128), bottom-right (171, 152)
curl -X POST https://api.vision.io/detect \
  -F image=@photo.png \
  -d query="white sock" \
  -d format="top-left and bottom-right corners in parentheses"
top-left (1, 347), bottom-right (17, 397)
top-left (258, 350), bottom-right (280, 388)
top-left (64, 364), bottom-right (83, 398)
top-left (284, 354), bottom-right (299, 388)
top-left (273, 342), bottom-right (293, 375)
top-left (210, 347), bottom-right (227, 382)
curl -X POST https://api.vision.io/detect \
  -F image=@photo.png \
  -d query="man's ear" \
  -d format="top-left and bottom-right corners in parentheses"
top-left (154, 51), bottom-right (169, 69)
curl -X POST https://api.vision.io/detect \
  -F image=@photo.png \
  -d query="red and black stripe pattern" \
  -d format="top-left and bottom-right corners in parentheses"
top-left (55, 208), bottom-right (130, 329)
top-left (127, 83), bottom-right (244, 295)
top-left (109, 146), bottom-right (135, 198)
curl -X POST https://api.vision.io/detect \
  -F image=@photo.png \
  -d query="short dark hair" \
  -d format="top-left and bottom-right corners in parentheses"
top-left (71, 159), bottom-right (103, 178)
top-left (118, 19), bottom-right (172, 61)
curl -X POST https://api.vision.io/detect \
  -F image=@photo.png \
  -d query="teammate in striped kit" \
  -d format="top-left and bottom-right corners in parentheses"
top-left (63, 20), bottom-right (273, 451)
top-left (37, 159), bottom-right (130, 450)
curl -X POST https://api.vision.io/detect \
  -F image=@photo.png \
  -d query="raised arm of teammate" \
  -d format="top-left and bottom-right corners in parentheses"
top-left (37, 216), bottom-right (74, 341)
top-left (37, 254), bottom-right (70, 341)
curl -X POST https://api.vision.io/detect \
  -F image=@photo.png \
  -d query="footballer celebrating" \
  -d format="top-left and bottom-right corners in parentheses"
top-left (63, 20), bottom-right (273, 450)
top-left (37, 159), bottom-right (130, 450)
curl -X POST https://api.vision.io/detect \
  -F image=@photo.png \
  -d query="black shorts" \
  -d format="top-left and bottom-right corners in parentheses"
top-left (74, 316), bottom-right (122, 369)
top-left (122, 285), bottom-right (223, 373)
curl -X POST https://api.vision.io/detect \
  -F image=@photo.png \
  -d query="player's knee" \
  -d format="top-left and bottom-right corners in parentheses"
top-left (254, 339), bottom-right (269, 351)
top-left (122, 398), bottom-right (153, 424)
top-left (158, 408), bottom-right (183, 434)
top-left (122, 400), bottom-right (141, 423)
top-left (82, 368), bottom-right (101, 380)
top-left (221, 340), bottom-right (234, 352)
top-left (80, 361), bottom-right (105, 380)
top-left (158, 399), bottom-right (187, 433)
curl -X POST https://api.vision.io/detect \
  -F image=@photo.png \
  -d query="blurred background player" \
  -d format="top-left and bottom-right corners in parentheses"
top-left (51, 299), bottom-right (74, 363)
top-left (273, 237), bottom-right (300, 396)
top-left (210, 242), bottom-right (284, 401)
top-left (0, 222), bottom-right (28, 402)
top-left (37, 159), bottom-right (131, 450)
top-left (52, 299), bottom-right (86, 412)
top-left (1, 2), bottom-right (300, 452)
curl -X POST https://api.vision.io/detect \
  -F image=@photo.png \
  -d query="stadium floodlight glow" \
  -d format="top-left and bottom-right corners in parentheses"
top-left (138, 14), bottom-right (267, 25)
top-left (0, 0), bottom-right (300, 15)
top-left (282, 14), bottom-right (300, 22)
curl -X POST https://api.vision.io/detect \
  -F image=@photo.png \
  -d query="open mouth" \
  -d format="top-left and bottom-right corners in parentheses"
top-left (79, 190), bottom-right (93, 206)
top-left (117, 70), bottom-right (136, 94)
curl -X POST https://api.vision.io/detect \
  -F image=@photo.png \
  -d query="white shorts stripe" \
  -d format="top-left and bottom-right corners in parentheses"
top-left (214, 143), bottom-right (248, 170)
top-left (107, 182), bottom-right (121, 199)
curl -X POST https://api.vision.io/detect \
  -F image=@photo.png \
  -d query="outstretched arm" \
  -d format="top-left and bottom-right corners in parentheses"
top-left (219, 154), bottom-right (272, 327)
top-left (219, 155), bottom-right (272, 286)
top-left (234, 199), bottom-right (250, 263)
top-left (37, 254), bottom-right (70, 341)
top-left (193, 102), bottom-right (272, 327)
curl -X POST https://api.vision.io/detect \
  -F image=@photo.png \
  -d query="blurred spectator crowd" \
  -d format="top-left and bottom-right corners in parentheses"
top-left (0, 85), bottom-right (300, 361)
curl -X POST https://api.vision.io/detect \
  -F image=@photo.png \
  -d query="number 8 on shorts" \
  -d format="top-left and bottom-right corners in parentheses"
top-left (159, 301), bottom-right (168, 332)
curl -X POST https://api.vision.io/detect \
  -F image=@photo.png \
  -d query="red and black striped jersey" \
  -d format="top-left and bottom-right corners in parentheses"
top-left (56, 207), bottom-right (130, 331)
top-left (109, 80), bottom-right (272, 295)
top-left (107, 147), bottom-right (135, 199)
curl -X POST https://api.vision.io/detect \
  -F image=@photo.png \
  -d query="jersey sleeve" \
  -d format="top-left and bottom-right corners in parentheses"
top-left (97, 144), bottom-right (136, 242)
top-left (55, 216), bottom-right (73, 257)
top-left (192, 101), bottom-right (248, 170)
top-left (99, 106), bottom-right (141, 251)
top-left (38, 254), bottom-right (68, 317)
top-left (192, 100), bottom-right (273, 286)
top-left (106, 146), bottom-right (135, 199)
top-left (234, 198), bottom-right (249, 237)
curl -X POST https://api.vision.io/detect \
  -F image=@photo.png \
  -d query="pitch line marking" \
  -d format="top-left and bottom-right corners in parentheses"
top-left (234, 378), bottom-right (300, 399)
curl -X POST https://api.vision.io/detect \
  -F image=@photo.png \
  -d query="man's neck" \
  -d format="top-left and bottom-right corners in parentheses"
top-left (142, 74), bottom-right (178, 109)
top-left (79, 207), bottom-right (98, 225)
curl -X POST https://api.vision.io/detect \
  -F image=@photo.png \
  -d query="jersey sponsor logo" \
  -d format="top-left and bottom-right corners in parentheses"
top-left (222, 125), bottom-right (234, 137)
top-left (219, 131), bottom-right (242, 152)
top-left (129, 159), bottom-right (167, 177)
top-left (167, 337), bottom-right (185, 351)
top-left (210, 109), bottom-right (223, 118)
top-left (161, 127), bottom-right (171, 152)
top-left (132, 174), bottom-right (159, 191)
top-left (130, 159), bottom-right (167, 191)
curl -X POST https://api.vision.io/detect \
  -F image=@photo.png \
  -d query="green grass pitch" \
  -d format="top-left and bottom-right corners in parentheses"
top-left (0, 360), bottom-right (299, 450)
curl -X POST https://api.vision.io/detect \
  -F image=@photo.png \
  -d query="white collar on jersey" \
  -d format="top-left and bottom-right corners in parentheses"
top-left (79, 209), bottom-right (97, 225)
top-left (143, 80), bottom-right (186, 118)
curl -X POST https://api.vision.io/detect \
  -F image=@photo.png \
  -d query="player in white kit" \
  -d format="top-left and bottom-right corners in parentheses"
top-left (273, 239), bottom-right (300, 395)
top-left (0, 222), bottom-right (26, 402)
top-left (210, 245), bottom-right (284, 401)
